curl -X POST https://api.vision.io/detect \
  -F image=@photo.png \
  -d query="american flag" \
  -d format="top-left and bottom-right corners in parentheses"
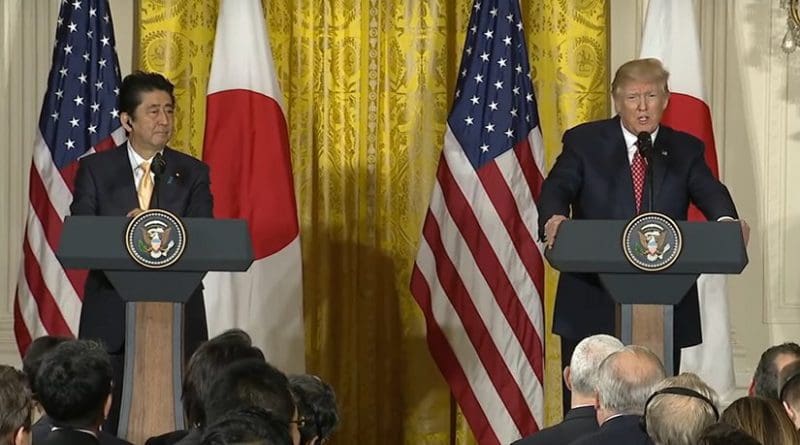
top-left (410, 0), bottom-right (545, 443)
top-left (14, 0), bottom-right (125, 354)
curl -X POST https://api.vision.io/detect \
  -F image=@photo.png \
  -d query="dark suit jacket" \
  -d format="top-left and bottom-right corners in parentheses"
top-left (33, 414), bottom-right (132, 445)
top-left (33, 416), bottom-right (130, 445)
top-left (70, 144), bottom-right (213, 354)
top-left (568, 415), bottom-right (653, 445)
top-left (538, 117), bottom-right (737, 347)
top-left (145, 429), bottom-right (190, 445)
top-left (512, 406), bottom-right (598, 445)
top-left (39, 429), bottom-right (99, 445)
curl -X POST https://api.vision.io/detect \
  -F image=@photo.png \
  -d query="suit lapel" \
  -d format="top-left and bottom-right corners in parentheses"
top-left (608, 118), bottom-right (637, 217)
top-left (111, 144), bottom-right (139, 212)
top-left (650, 126), bottom-right (670, 208)
top-left (152, 147), bottom-right (184, 213)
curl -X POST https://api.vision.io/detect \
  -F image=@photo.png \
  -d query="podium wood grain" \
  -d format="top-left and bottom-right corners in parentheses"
top-left (126, 302), bottom-right (177, 445)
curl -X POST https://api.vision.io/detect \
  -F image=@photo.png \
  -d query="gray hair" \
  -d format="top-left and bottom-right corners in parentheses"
top-left (645, 373), bottom-right (719, 445)
top-left (570, 334), bottom-right (625, 395)
top-left (596, 345), bottom-right (666, 415)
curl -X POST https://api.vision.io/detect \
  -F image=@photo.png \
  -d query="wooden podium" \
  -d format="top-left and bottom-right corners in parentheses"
top-left (546, 219), bottom-right (747, 374)
top-left (57, 216), bottom-right (253, 444)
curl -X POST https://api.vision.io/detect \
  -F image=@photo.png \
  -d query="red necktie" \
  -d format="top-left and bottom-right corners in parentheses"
top-left (631, 148), bottom-right (647, 212)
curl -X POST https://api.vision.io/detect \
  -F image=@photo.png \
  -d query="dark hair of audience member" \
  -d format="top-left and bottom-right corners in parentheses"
top-left (753, 342), bottom-right (800, 398)
top-left (200, 407), bottom-right (291, 445)
top-left (35, 340), bottom-right (113, 429)
top-left (0, 366), bottom-right (32, 445)
top-left (21, 336), bottom-right (69, 400)
top-left (183, 329), bottom-right (265, 428)
top-left (288, 375), bottom-right (339, 444)
top-left (697, 423), bottom-right (762, 445)
top-left (203, 359), bottom-right (295, 426)
top-left (721, 396), bottom-right (800, 445)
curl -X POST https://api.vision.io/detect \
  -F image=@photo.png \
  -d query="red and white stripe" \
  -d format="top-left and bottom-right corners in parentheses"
top-left (202, 0), bottom-right (305, 373)
top-left (15, 128), bottom-right (124, 354)
top-left (411, 125), bottom-right (545, 445)
top-left (641, 0), bottom-right (736, 399)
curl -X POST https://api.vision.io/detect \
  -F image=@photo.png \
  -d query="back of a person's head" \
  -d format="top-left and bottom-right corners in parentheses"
top-left (288, 375), bottom-right (339, 445)
top-left (36, 339), bottom-right (112, 429)
top-left (721, 396), bottom-right (800, 445)
top-left (183, 329), bottom-right (265, 427)
top-left (778, 359), bottom-right (800, 417)
top-left (200, 407), bottom-right (291, 445)
top-left (644, 373), bottom-right (719, 445)
top-left (569, 334), bottom-right (624, 396)
top-left (0, 365), bottom-right (32, 445)
top-left (596, 345), bottom-right (666, 416)
top-left (21, 336), bottom-right (69, 399)
top-left (204, 359), bottom-right (294, 426)
top-left (697, 423), bottom-right (762, 445)
top-left (753, 342), bottom-right (800, 399)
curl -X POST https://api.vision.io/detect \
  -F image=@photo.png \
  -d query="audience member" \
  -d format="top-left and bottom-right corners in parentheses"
top-left (513, 334), bottom-right (623, 445)
top-left (203, 359), bottom-right (299, 445)
top-left (35, 340), bottom-right (113, 445)
top-left (21, 336), bottom-right (68, 421)
top-left (200, 407), bottom-right (291, 445)
top-left (778, 359), bottom-right (800, 430)
top-left (721, 396), bottom-right (800, 445)
top-left (288, 375), bottom-right (340, 445)
top-left (571, 345), bottom-right (665, 445)
top-left (750, 342), bottom-right (800, 399)
top-left (0, 365), bottom-right (32, 445)
top-left (697, 423), bottom-right (762, 445)
top-left (147, 329), bottom-right (265, 445)
top-left (24, 336), bottom-right (130, 445)
top-left (643, 372), bottom-right (719, 445)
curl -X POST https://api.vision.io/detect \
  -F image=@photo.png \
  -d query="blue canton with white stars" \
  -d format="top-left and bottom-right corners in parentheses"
top-left (39, 0), bottom-right (122, 170)
top-left (448, 0), bottom-right (541, 171)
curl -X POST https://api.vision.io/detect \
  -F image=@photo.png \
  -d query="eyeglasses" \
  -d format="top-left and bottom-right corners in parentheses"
top-left (289, 417), bottom-right (307, 428)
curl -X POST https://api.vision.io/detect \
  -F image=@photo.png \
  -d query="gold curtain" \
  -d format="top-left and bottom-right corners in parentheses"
top-left (136, 0), bottom-right (608, 443)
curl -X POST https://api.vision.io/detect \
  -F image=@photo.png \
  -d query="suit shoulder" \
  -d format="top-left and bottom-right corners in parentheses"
top-left (166, 148), bottom-right (209, 170)
top-left (563, 118), bottom-right (617, 143)
top-left (661, 126), bottom-right (704, 155)
top-left (78, 145), bottom-right (125, 167)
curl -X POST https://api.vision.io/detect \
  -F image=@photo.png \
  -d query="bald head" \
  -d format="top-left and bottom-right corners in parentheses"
top-left (596, 345), bottom-right (666, 421)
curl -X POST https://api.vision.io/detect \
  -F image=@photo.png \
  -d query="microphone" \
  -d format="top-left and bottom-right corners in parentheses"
top-left (151, 152), bottom-right (166, 209)
top-left (152, 152), bottom-right (166, 177)
top-left (636, 131), bottom-right (652, 160)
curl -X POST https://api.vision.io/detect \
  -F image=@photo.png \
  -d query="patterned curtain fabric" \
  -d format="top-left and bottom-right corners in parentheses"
top-left (136, 0), bottom-right (607, 442)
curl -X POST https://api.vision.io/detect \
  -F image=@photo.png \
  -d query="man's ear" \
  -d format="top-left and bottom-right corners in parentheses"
top-left (563, 366), bottom-right (572, 391)
top-left (120, 112), bottom-right (133, 132)
top-left (748, 378), bottom-right (756, 397)
top-left (13, 425), bottom-right (30, 445)
top-left (103, 393), bottom-right (113, 419)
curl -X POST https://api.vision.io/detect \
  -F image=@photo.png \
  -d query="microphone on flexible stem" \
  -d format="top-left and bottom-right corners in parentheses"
top-left (151, 152), bottom-right (166, 209)
top-left (636, 131), bottom-right (654, 213)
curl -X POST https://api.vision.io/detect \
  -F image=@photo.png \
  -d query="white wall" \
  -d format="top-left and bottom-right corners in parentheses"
top-left (0, 0), bottom-right (134, 366)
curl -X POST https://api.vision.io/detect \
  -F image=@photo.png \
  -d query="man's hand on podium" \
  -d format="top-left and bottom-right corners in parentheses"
top-left (126, 208), bottom-right (145, 218)
top-left (544, 214), bottom-right (568, 249)
top-left (739, 219), bottom-right (750, 247)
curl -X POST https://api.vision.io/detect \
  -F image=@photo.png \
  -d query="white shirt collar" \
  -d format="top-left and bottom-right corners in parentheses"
top-left (620, 120), bottom-right (659, 164)
top-left (126, 141), bottom-right (163, 172)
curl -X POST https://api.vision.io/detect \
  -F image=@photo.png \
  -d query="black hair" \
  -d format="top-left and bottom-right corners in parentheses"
top-left (119, 71), bottom-right (175, 116)
top-left (182, 328), bottom-right (265, 427)
top-left (35, 340), bottom-right (112, 429)
top-left (288, 374), bottom-right (339, 444)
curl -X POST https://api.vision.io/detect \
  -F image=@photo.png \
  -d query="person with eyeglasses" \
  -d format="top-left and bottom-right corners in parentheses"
top-left (0, 365), bottom-right (32, 445)
top-left (288, 375), bottom-right (340, 445)
top-left (202, 359), bottom-right (300, 445)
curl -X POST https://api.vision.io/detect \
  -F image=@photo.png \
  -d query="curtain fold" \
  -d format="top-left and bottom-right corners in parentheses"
top-left (136, 0), bottom-right (608, 442)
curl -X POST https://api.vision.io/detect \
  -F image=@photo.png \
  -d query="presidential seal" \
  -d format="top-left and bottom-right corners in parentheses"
top-left (125, 209), bottom-right (186, 269)
top-left (622, 212), bottom-right (682, 272)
